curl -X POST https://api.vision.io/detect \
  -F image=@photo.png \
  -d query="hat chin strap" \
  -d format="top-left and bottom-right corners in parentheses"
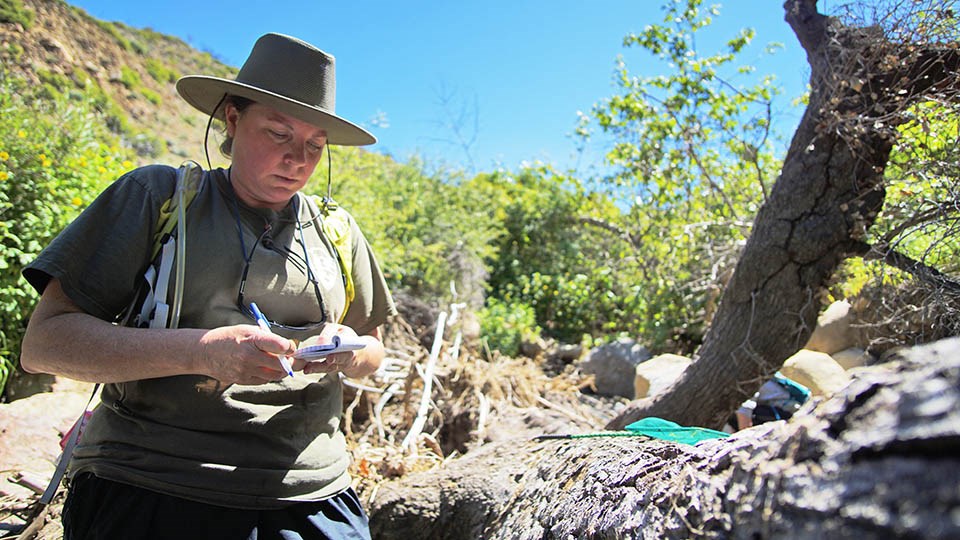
top-left (203, 94), bottom-right (228, 170)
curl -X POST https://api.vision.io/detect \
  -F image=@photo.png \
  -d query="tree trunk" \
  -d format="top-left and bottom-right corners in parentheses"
top-left (608, 0), bottom-right (960, 430)
top-left (368, 337), bottom-right (960, 539)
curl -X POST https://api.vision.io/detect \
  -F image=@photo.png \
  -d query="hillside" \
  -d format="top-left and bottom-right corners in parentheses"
top-left (0, 0), bottom-right (234, 166)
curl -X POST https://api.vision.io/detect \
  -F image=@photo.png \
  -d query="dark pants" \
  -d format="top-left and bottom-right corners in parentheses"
top-left (63, 473), bottom-right (371, 540)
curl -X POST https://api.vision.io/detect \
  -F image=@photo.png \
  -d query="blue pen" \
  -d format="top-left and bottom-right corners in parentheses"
top-left (249, 302), bottom-right (294, 377)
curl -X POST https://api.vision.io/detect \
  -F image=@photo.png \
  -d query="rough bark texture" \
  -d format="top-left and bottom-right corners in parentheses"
top-left (369, 337), bottom-right (960, 539)
top-left (608, 0), bottom-right (960, 430)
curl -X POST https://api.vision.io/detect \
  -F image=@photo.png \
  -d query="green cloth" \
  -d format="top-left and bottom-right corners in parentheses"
top-left (24, 165), bottom-right (396, 509)
top-left (625, 417), bottom-right (729, 445)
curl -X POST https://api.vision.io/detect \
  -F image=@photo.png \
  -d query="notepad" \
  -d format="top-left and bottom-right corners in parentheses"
top-left (292, 335), bottom-right (366, 362)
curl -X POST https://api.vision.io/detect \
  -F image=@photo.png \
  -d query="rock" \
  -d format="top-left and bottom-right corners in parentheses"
top-left (831, 347), bottom-right (870, 370)
top-left (579, 338), bottom-right (651, 399)
top-left (633, 354), bottom-right (692, 399)
top-left (519, 335), bottom-right (547, 359)
top-left (39, 37), bottom-right (74, 64)
top-left (780, 349), bottom-right (850, 396)
top-left (804, 300), bottom-right (858, 354)
top-left (0, 378), bottom-right (95, 499)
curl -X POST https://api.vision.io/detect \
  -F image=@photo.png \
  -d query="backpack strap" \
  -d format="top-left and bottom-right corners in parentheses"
top-left (310, 195), bottom-right (355, 322)
top-left (39, 384), bottom-right (100, 505)
top-left (127, 161), bottom-right (204, 329)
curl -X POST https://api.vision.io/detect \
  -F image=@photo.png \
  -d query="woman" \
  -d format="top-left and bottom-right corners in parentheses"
top-left (20, 33), bottom-right (395, 539)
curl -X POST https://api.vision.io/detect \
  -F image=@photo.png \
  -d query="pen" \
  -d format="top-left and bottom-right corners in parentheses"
top-left (249, 302), bottom-right (294, 377)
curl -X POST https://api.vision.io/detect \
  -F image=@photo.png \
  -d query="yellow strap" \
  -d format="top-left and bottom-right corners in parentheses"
top-left (150, 165), bottom-right (203, 260)
top-left (313, 196), bottom-right (355, 321)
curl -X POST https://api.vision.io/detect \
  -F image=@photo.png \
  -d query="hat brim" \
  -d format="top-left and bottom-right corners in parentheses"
top-left (176, 76), bottom-right (376, 146)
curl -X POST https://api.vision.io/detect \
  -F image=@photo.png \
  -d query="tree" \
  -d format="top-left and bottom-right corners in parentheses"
top-left (367, 338), bottom-right (960, 539)
top-left (609, 0), bottom-right (960, 430)
top-left (578, 0), bottom-right (785, 352)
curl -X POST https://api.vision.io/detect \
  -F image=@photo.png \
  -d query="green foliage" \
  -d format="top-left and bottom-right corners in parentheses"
top-left (301, 148), bottom-right (498, 308)
top-left (478, 297), bottom-right (539, 357)
top-left (0, 69), bottom-right (134, 395)
top-left (119, 65), bottom-right (142, 90)
top-left (879, 101), bottom-right (960, 272)
top-left (3, 41), bottom-right (24, 63)
top-left (36, 69), bottom-right (73, 100)
top-left (0, 0), bottom-right (34, 28)
top-left (94, 19), bottom-right (133, 52)
top-left (576, 0), bottom-right (788, 351)
top-left (141, 87), bottom-right (162, 106)
top-left (470, 166), bottom-right (641, 343)
top-left (145, 58), bottom-right (179, 84)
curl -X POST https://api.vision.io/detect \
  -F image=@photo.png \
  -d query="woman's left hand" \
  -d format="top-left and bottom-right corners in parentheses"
top-left (298, 323), bottom-right (385, 378)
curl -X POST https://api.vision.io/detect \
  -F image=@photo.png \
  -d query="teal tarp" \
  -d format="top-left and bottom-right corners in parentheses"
top-left (625, 417), bottom-right (729, 445)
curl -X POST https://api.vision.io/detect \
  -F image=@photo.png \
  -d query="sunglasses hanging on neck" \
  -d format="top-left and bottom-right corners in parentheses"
top-left (225, 179), bottom-right (328, 331)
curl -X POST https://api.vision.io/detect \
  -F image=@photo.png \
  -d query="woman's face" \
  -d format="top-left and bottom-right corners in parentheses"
top-left (225, 102), bottom-right (328, 210)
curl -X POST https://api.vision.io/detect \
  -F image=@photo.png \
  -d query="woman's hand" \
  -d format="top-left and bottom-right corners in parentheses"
top-left (298, 323), bottom-right (385, 379)
top-left (197, 324), bottom-right (297, 385)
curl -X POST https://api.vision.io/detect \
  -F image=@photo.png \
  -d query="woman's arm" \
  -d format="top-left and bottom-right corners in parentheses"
top-left (21, 278), bottom-right (296, 385)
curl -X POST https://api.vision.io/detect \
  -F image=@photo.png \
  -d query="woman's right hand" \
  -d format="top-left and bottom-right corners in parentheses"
top-left (197, 325), bottom-right (297, 385)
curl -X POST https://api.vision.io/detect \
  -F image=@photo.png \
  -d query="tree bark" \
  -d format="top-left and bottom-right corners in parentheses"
top-left (608, 0), bottom-right (960, 430)
top-left (368, 337), bottom-right (960, 539)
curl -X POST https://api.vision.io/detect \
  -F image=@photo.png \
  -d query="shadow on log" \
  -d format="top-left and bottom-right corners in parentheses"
top-left (369, 337), bottom-right (960, 539)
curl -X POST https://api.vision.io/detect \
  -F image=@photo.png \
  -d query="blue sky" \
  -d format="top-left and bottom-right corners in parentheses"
top-left (67, 1), bottom-right (810, 174)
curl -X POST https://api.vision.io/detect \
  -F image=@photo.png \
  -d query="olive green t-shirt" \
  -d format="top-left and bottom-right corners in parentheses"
top-left (24, 165), bottom-right (396, 509)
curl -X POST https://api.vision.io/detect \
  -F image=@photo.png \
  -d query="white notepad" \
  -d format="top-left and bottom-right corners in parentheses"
top-left (292, 335), bottom-right (366, 362)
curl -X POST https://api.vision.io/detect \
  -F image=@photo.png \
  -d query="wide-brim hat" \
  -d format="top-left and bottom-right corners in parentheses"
top-left (176, 33), bottom-right (375, 146)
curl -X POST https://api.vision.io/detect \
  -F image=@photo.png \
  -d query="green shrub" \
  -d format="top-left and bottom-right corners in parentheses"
top-left (0, 0), bottom-right (34, 28)
top-left (478, 297), bottom-right (540, 357)
top-left (141, 87), bottom-right (162, 105)
top-left (119, 65), bottom-right (142, 90)
top-left (95, 20), bottom-right (133, 51)
top-left (0, 69), bottom-right (134, 396)
top-left (309, 149), bottom-right (498, 308)
top-left (145, 58), bottom-right (179, 84)
top-left (3, 42), bottom-right (24, 63)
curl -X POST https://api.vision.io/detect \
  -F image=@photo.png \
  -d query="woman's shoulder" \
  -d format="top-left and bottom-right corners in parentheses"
top-left (120, 163), bottom-right (179, 187)
top-left (114, 163), bottom-right (216, 202)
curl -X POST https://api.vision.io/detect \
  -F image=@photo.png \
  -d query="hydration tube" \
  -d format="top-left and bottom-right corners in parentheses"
top-left (169, 161), bottom-right (201, 328)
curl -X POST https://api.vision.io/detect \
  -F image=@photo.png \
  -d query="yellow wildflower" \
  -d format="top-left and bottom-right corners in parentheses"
top-left (98, 166), bottom-right (107, 174)
top-left (71, 196), bottom-right (83, 206)
top-left (0, 171), bottom-right (8, 181)
top-left (122, 160), bottom-right (133, 169)
top-left (0, 151), bottom-right (8, 161)
top-left (17, 130), bottom-right (26, 138)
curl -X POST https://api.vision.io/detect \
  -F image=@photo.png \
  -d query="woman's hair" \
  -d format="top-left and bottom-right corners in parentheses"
top-left (218, 95), bottom-right (255, 157)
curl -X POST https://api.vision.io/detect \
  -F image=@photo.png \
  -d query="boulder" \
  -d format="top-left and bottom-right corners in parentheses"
top-left (831, 347), bottom-right (870, 370)
top-left (781, 349), bottom-right (850, 396)
top-left (578, 338), bottom-right (651, 399)
top-left (804, 300), bottom-right (858, 354)
top-left (633, 354), bottom-right (692, 399)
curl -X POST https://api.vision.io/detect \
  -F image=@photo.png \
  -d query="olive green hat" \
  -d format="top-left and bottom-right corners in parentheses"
top-left (176, 32), bottom-right (375, 146)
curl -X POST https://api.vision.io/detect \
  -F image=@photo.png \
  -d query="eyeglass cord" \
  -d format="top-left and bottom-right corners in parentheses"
top-left (227, 173), bottom-right (327, 321)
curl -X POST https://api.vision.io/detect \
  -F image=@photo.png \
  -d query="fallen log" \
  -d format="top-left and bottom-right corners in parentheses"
top-left (369, 337), bottom-right (960, 539)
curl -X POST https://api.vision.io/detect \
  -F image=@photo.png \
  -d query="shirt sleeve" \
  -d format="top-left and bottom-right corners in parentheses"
top-left (340, 214), bottom-right (397, 336)
top-left (23, 165), bottom-right (177, 321)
